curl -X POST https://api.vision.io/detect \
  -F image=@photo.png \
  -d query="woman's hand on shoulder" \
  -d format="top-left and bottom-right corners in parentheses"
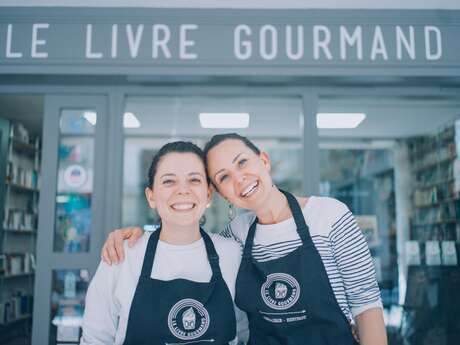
top-left (101, 227), bottom-right (144, 265)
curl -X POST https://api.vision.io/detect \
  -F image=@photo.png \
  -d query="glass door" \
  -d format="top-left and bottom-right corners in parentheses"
top-left (32, 95), bottom-right (108, 345)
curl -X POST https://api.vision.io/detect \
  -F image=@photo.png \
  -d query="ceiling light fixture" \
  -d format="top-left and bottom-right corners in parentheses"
top-left (199, 112), bottom-right (250, 128)
top-left (83, 111), bottom-right (97, 126)
top-left (317, 113), bottom-right (366, 129)
top-left (123, 112), bottom-right (141, 128)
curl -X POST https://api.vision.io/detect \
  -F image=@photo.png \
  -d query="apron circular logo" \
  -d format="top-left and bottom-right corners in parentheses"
top-left (261, 273), bottom-right (300, 310)
top-left (167, 299), bottom-right (210, 340)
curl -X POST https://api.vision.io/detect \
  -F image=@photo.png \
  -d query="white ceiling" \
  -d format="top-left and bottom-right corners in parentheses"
top-left (124, 95), bottom-right (460, 140)
top-left (2, 0), bottom-right (460, 9)
top-left (1, 94), bottom-right (459, 141)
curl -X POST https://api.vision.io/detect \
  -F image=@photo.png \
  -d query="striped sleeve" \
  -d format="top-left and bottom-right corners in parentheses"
top-left (329, 210), bottom-right (383, 318)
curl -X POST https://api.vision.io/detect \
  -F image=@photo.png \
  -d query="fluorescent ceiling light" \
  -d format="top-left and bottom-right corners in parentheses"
top-left (199, 112), bottom-right (250, 128)
top-left (124, 112), bottom-right (141, 128)
top-left (83, 111), bottom-right (97, 126)
top-left (317, 113), bottom-right (366, 129)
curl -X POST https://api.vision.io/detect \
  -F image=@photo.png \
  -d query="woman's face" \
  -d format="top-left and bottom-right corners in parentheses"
top-left (145, 152), bottom-right (211, 228)
top-left (206, 139), bottom-right (273, 211)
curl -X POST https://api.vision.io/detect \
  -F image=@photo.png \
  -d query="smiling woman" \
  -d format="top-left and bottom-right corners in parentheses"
top-left (80, 141), bottom-right (245, 345)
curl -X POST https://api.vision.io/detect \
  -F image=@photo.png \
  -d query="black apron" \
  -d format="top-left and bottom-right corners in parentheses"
top-left (235, 190), bottom-right (358, 345)
top-left (124, 228), bottom-right (236, 345)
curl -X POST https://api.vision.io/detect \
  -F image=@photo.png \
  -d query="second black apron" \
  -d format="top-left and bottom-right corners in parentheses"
top-left (235, 190), bottom-right (358, 345)
top-left (124, 228), bottom-right (236, 345)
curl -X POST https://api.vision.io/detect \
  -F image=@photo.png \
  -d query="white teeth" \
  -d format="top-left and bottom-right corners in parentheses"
top-left (241, 182), bottom-right (258, 198)
top-left (171, 203), bottom-right (194, 210)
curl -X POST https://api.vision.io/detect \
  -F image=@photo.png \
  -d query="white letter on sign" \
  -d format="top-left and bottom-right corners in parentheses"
top-left (152, 24), bottom-right (172, 59)
top-left (180, 24), bottom-right (198, 59)
top-left (259, 25), bottom-right (278, 60)
top-left (6, 24), bottom-right (23, 58)
top-left (31, 23), bottom-right (49, 58)
top-left (340, 26), bottom-right (363, 60)
top-left (86, 24), bottom-right (103, 59)
top-left (313, 25), bottom-right (332, 60)
top-left (234, 25), bottom-right (252, 60)
top-left (425, 26), bottom-right (442, 60)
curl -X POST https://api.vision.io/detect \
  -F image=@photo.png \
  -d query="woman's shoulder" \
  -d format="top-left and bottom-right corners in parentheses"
top-left (208, 233), bottom-right (242, 273)
top-left (226, 211), bottom-right (256, 237)
top-left (122, 231), bottom-right (152, 261)
top-left (303, 196), bottom-right (353, 236)
top-left (307, 196), bottom-right (350, 216)
top-left (209, 233), bottom-right (242, 255)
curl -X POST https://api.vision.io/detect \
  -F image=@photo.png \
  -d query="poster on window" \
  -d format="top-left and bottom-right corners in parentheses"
top-left (405, 241), bottom-right (421, 266)
top-left (426, 241), bottom-right (442, 266)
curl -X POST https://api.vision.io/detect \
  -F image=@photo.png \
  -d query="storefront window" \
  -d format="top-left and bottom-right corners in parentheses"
top-left (318, 95), bottom-right (460, 344)
top-left (122, 95), bottom-right (303, 232)
top-left (54, 110), bottom-right (96, 252)
top-left (49, 269), bottom-right (90, 345)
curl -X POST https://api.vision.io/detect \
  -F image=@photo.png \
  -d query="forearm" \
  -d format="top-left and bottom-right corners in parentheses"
top-left (355, 307), bottom-right (387, 345)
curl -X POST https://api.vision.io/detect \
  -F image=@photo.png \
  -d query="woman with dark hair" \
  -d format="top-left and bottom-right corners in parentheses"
top-left (101, 134), bottom-right (388, 345)
top-left (80, 141), bottom-right (245, 345)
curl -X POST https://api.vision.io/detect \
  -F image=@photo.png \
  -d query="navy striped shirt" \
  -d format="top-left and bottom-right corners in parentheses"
top-left (219, 196), bottom-right (382, 321)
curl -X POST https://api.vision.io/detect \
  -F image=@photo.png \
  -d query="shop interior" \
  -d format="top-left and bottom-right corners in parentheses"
top-left (0, 91), bottom-right (459, 345)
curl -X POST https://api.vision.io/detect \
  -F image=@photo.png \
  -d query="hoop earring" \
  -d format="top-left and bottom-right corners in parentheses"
top-left (199, 214), bottom-right (207, 227)
top-left (228, 204), bottom-right (236, 221)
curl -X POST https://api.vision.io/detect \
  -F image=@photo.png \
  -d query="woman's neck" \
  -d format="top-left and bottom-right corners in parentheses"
top-left (255, 188), bottom-right (308, 225)
top-left (159, 223), bottom-right (201, 245)
top-left (255, 187), bottom-right (290, 225)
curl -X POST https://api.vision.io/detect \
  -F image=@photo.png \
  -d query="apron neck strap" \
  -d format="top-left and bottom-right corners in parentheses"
top-left (140, 227), bottom-right (223, 279)
top-left (241, 189), bottom-right (312, 260)
top-left (200, 229), bottom-right (223, 279)
top-left (140, 229), bottom-right (160, 279)
top-left (279, 189), bottom-right (311, 245)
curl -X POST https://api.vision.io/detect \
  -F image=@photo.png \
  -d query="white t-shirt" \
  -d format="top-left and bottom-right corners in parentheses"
top-left (80, 232), bottom-right (248, 345)
top-left (221, 196), bottom-right (383, 321)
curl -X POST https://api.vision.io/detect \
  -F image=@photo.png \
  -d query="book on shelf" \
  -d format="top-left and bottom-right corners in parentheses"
top-left (0, 253), bottom-right (36, 277)
top-left (0, 293), bottom-right (33, 325)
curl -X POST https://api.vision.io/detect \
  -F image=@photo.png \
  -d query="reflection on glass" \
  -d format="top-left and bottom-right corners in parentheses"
top-left (54, 110), bottom-right (96, 252)
top-left (122, 96), bottom-right (303, 233)
top-left (319, 96), bottom-right (460, 344)
top-left (50, 269), bottom-right (90, 345)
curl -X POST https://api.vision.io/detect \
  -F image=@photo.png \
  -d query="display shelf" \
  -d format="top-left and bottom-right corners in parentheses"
top-left (415, 177), bottom-right (455, 190)
top-left (412, 219), bottom-right (458, 227)
top-left (5, 182), bottom-right (39, 193)
top-left (412, 155), bottom-right (455, 173)
top-left (415, 197), bottom-right (460, 209)
top-left (1, 314), bottom-right (32, 326)
top-left (0, 272), bottom-right (35, 280)
top-left (2, 228), bottom-right (37, 234)
top-left (11, 138), bottom-right (39, 156)
top-left (0, 120), bottom-right (40, 344)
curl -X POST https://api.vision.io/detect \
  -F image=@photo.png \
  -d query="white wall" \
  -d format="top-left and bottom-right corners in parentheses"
top-left (1, 0), bottom-right (460, 9)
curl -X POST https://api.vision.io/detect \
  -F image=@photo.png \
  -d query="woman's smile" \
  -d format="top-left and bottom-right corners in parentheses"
top-left (170, 202), bottom-right (196, 211)
top-left (239, 180), bottom-right (259, 198)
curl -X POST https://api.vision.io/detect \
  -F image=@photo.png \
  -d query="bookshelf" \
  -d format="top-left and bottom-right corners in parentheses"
top-left (403, 121), bottom-right (460, 345)
top-left (0, 120), bottom-right (40, 342)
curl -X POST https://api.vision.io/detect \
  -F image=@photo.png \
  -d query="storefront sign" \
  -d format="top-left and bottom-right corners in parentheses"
top-left (0, 8), bottom-right (459, 75)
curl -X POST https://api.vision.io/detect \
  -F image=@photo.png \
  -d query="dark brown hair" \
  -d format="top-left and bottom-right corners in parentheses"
top-left (147, 141), bottom-right (208, 188)
top-left (203, 133), bottom-right (260, 166)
